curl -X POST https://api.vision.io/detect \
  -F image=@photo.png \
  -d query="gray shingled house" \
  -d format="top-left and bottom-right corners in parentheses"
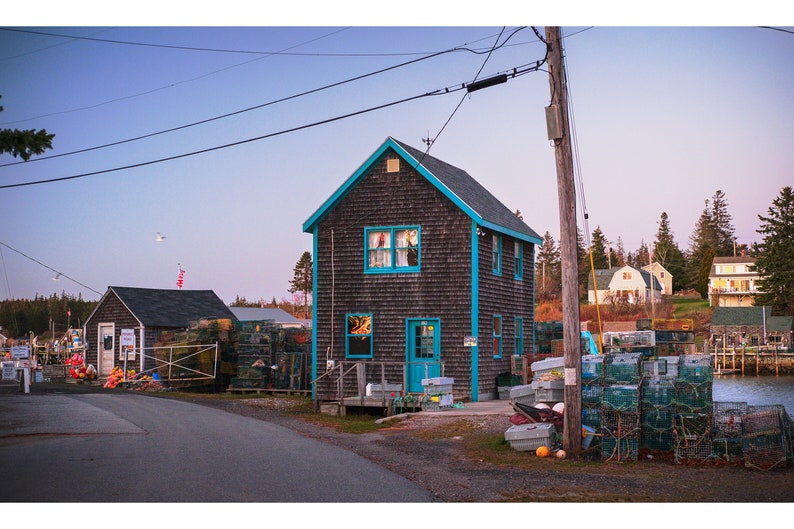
top-left (83, 286), bottom-right (237, 380)
top-left (303, 137), bottom-right (543, 404)
top-left (710, 306), bottom-right (793, 349)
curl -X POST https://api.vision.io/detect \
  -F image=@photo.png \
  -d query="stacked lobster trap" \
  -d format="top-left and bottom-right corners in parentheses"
top-left (599, 352), bottom-right (644, 462)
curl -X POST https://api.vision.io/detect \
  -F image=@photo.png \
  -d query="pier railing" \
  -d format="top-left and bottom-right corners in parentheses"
top-left (709, 346), bottom-right (793, 375)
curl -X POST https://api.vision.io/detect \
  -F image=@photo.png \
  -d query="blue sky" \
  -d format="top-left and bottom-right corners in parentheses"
top-left (1, 7), bottom-right (793, 305)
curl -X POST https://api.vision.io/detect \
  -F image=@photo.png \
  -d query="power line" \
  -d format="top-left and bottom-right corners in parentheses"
top-left (0, 43), bottom-right (499, 167)
top-left (0, 29), bottom-right (539, 163)
top-left (0, 58), bottom-right (547, 189)
top-left (0, 26), bottom-right (525, 56)
top-left (0, 241), bottom-right (103, 296)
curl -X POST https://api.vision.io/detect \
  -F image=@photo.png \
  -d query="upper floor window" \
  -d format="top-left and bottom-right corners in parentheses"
top-left (346, 314), bottom-right (373, 358)
top-left (365, 227), bottom-right (420, 273)
top-left (622, 271), bottom-right (632, 280)
top-left (514, 241), bottom-right (523, 280)
top-left (492, 234), bottom-right (502, 275)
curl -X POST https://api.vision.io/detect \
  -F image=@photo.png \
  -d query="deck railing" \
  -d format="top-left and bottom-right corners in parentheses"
top-left (312, 360), bottom-right (444, 404)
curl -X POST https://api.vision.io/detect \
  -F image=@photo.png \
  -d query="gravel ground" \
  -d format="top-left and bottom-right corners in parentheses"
top-left (174, 394), bottom-right (794, 504)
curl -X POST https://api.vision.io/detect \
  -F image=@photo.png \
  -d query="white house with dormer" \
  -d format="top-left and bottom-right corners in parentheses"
top-left (588, 265), bottom-right (663, 305)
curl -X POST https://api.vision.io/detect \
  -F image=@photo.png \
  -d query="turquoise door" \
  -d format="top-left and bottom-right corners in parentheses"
top-left (406, 319), bottom-right (440, 393)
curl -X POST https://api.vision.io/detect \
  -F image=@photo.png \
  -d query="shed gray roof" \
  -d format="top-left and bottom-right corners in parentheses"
top-left (229, 307), bottom-right (303, 324)
top-left (710, 306), bottom-right (772, 327)
top-left (105, 286), bottom-right (237, 328)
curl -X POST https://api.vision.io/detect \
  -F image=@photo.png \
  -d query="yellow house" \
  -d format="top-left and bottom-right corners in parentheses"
top-left (708, 255), bottom-right (759, 307)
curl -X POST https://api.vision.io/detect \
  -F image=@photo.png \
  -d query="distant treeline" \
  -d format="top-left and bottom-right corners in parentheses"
top-left (0, 293), bottom-right (97, 339)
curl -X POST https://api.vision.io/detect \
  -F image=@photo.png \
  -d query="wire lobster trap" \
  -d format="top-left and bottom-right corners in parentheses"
top-left (672, 413), bottom-right (714, 464)
top-left (741, 405), bottom-right (792, 470)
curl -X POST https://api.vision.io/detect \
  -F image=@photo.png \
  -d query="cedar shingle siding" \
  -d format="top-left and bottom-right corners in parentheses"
top-left (306, 138), bottom-right (541, 401)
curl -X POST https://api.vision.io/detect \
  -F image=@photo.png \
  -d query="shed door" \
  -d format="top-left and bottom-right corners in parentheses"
top-left (406, 319), bottom-right (440, 393)
top-left (98, 323), bottom-right (115, 376)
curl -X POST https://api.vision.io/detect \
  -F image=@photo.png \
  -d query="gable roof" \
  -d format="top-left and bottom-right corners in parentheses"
top-left (710, 306), bottom-right (772, 327)
top-left (588, 266), bottom-right (662, 291)
top-left (229, 307), bottom-right (304, 325)
top-left (302, 137), bottom-right (542, 244)
top-left (767, 316), bottom-right (793, 333)
top-left (90, 286), bottom-right (237, 328)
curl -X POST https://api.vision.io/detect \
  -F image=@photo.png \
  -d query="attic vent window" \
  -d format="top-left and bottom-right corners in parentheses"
top-left (386, 158), bottom-right (400, 173)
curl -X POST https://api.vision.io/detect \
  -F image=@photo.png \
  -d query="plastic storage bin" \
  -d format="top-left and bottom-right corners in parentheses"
top-left (505, 423), bottom-right (556, 451)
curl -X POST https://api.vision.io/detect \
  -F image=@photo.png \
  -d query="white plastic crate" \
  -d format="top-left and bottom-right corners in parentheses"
top-left (505, 423), bottom-right (556, 451)
top-left (535, 388), bottom-right (564, 403)
top-left (508, 384), bottom-right (534, 400)
top-left (531, 379), bottom-right (564, 390)
top-left (367, 383), bottom-right (402, 399)
top-left (530, 357), bottom-right (564, 377)
top-left (422, 377), bottom-right (454, 395)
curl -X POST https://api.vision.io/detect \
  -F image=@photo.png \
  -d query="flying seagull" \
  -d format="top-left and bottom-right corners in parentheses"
top-left (156, 232), bottom-right (166, 242)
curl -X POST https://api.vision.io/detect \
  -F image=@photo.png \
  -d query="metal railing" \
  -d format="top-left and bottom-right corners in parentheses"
top-left (122, 343), bottom-right (219, 382)
top-left (312, 360), bottom-right (444, 404)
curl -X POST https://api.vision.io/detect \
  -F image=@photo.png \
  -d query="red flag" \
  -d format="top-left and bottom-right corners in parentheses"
top-left (176, 267), bottom-right (185, 289)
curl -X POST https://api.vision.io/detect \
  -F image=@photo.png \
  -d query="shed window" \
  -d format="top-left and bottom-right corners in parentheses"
top-left (514, 317), bottom-right (524, 355)
top-left (346, 314), bottom-right (373, 358)
top-left (493, 315), bottom-right (502, 358)
top-left (365, 227), bottom-right (420, 273)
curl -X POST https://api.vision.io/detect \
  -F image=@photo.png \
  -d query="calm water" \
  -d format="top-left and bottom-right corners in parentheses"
top-left (712, 374), bottom-right (794, 416)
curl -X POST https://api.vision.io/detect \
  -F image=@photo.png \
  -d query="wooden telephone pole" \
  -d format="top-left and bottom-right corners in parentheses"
top-left (544, 26), bottom-right (582, 457)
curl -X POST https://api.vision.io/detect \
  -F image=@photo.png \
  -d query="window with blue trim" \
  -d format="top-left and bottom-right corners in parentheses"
top-left (365, 227), bottom-right (420, 273)
top-left (493, 315), bottom-right (502, 358)
top-left (346, 314), bottom-right (373, 358)
top-left (491, 234), bottom-right (502, 275)
top-left (514, 240), bottom-right (523, 280)
top-left (514, 317), bottom-right (524, 355)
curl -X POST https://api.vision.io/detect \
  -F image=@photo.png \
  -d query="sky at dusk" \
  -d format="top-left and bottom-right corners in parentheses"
top-left (2, 6), bottom-right (793, 306)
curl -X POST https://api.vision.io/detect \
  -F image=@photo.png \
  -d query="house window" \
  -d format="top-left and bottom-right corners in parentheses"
top-left (660, 272), bottom-right (665, 278)
top-left (493, 315), bottom-right (502, 358)
top-left (365, 227), bottom-right (420, 273)
top-left (622, 271), bottom-right (632, 280)
top-left (346, 314), bottom-right (373, 358)
top-left (514, 317), bottom-right (524, 355)
top-left (492, 235), bottom-right (502, 275)
top-left (514, 241), bottom-right (523, 280)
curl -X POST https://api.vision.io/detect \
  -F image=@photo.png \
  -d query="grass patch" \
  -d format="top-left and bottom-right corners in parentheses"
top-left (672, 297), bottom-right (710, 317)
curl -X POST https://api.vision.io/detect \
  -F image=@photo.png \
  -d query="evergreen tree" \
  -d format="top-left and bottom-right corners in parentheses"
top-left (695, 247), bottom-right (716, 299)
top-left (576, 228), bottom-right (589, 300)
top-left (652, 211), bottom-right (688, 293)
top-left (613, 237), bottom-right (627, 267)
top-left (536, 231), bottom-right (561, 300)
top-left (752, 186), bottom-right (794, 316)
top-left (589, 226), bottom-right (610, 271)
top-left (289, 251), bottom-right (313, 318)
top-left (709, 190), bottom-right (736, 256)
top-left (0, 96), bottom-right (55, 160)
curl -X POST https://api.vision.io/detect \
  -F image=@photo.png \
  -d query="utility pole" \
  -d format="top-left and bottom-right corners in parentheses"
top-left (545, 27), bottom-right (582, 458)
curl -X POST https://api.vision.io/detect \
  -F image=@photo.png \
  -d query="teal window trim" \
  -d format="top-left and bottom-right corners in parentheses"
top-left (493, 315), bottom-right (503, 358)
top-left (514, 317), bottom-right (524, 356)
top-left (345, 313), bottom-right (373, 358)
top-left (492, 234), bottom-right (502, 275)
top-left (364, 226), bottom-right (420, 274)
top-left (514, 240), bottom-right (523, 280)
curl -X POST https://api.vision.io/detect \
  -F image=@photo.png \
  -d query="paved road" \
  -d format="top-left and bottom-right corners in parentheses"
top-left (0, 384), bottom-right (438, 502)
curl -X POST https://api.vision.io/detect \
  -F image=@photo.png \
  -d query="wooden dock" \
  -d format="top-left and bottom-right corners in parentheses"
top-left (710, 347), bottom-right (794, 376)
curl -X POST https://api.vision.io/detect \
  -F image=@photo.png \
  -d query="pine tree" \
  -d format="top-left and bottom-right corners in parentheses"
top-left (752, 186), bottom-right (794, 316)
top-left (710, 190), bottom-right (736, 255)
top-left (0, 96), bottom-right (55, 160)
top-left (653, 212), bottom-right (688, 293)
top-left (589, 226), bottom-right (610, 271)
top-left (536, 231), bottom-right (561, 301)
top-left (289, 251), bottom-right (313, 318)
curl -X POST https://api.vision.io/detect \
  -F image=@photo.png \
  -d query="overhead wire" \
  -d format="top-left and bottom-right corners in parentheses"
top-left (0, 27), bottom-right (528, 127)
top-left (0, 43), bottom-right (509, 167)
top-left (0, 58), bottom-right (547, 189)
top-left (0, 241), bottom-right (103, 296)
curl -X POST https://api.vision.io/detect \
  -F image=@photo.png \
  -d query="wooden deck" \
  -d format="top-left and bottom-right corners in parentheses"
top-left (710, 347), bottom-right (794, 376)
